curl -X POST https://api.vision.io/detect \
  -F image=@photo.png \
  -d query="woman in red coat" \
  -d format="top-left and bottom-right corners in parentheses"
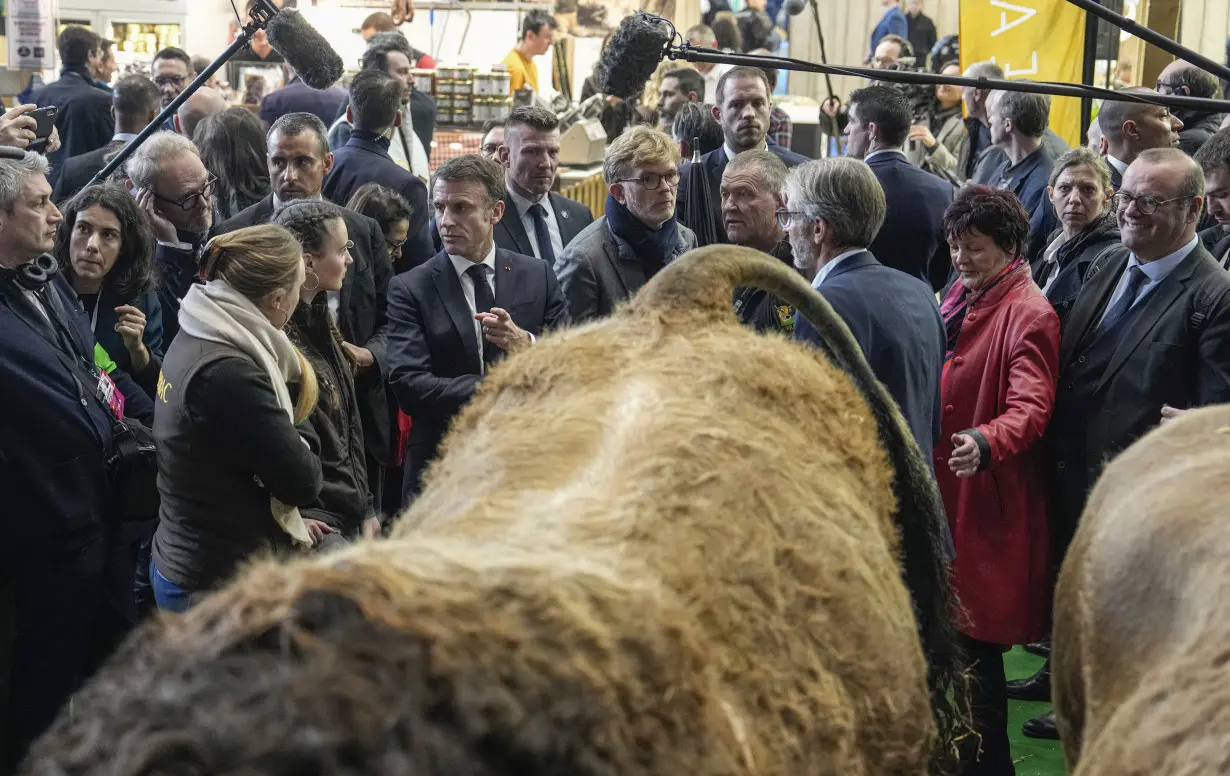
top-left (938, 186), bottom-right (1060, 776)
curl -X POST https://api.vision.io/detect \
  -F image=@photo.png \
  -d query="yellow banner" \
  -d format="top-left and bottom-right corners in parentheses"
top-left (960, 0), bottom-right (1086, 147)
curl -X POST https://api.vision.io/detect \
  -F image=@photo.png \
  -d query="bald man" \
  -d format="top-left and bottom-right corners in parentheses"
top-left (1097, 87), bottom-right (1183, 189)
top-left (1155, 59), bottom-right (1227, 156)
top-left (174, 86), bottom-right (226, 140)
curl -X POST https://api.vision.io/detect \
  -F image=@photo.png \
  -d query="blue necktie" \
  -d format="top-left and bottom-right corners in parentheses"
top-left (1098, 265), bottom-right (1148, 335)
top-left (528, 203), bottom-right (556, 265)
top-left (466, 264), bottom-right (498, 366)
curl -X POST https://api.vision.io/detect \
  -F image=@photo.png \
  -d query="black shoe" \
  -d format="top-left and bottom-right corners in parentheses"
top-left (1005, 664), bottom-right (1051, 702)
top-left (1022, 710), bottom-right (1059, 740)
top-left (1024, 640), bottom-right (1051, 657)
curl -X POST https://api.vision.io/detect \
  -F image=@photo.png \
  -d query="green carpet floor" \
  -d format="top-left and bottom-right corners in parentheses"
top-left (1004, 647), bottom-right (1067, 776)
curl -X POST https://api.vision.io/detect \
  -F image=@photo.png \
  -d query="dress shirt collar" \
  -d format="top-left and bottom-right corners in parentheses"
top-left (449, 242), bottom-right (498, 280)
top-left (812, 248), bottom-right (865, 288)
top-left (1130, 235), bottom-right (1198, 280)
top-left (272, 191), bottom-right (322, 214)
top-left (112, 132), bottom-right (138, 142)
top-left (863, 147), bottom-right (906, 163)
top-left (506, 183), bottom-right (548, 216)
top-left (725, 141), bottom-right (769, 163)
top-left (1106, 155), bottom-right (1129, 178)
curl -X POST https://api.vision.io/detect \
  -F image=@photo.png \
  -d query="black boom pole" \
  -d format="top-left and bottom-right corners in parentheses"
top-left (1079, 0), bottom-right (1101, 144)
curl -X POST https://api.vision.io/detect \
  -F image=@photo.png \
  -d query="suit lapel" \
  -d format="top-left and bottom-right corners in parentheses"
top-left (496, 193), bottom-right (534, 256)
top-left (1060, 251), bottom-right (1125, 367)
top-left (493, 251), bottom-right (522, 311)
top-left (252, 195), bottom-right (275, 225)
top-left (429, 253), bottom-right (480, 368)
top-left (1094, 258), bottom-right (1195, 394)
top-left (549, 193), bottom-right (579, 246)
top-left (823, 251), bottom-right (877, 282)
top-left (1214, 233), bottom-right (1230, 269)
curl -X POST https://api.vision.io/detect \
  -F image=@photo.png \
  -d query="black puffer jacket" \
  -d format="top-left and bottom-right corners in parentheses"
top-left (1031, 213), bottom-right (1120, 330)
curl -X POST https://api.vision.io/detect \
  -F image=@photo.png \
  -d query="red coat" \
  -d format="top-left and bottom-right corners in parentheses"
top-left (937, 265), bottom-right (1060, 645)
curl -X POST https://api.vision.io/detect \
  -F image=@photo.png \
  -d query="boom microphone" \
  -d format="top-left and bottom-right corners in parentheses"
top-left (265, 8), bottom-right (345, 90)
top-left (596, 12), bottom-right (673, 100)
top-left (784, 0), bottom-right (808, 16)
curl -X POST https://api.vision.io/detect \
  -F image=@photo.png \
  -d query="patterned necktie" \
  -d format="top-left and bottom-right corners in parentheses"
top-left (528, 203), bottom-right (556, 265)
top-left (1098, 265), bottom-right (1148, 335)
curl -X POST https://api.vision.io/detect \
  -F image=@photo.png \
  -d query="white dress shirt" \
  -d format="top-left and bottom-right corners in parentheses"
top-left (112, 132), bottom-right (138, 143)
top-left (723, 140), bottom-right (769, 163)
top-left (1106, 155), bottom-right (1129, 181)
top-left (812, 248), bottom-right (866, 288)
top-left (1097, 236), bottom-right (1197, 327)
top-left (449, 244), bottom-right (498, 373)
top-left (863, 148), bottom-right (907, 164)
top-left (506, 184), bottom-right (563, 260)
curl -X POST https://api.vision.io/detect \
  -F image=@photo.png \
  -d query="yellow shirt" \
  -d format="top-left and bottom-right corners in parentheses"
top-left (502, 48), bottom-right (538, 94)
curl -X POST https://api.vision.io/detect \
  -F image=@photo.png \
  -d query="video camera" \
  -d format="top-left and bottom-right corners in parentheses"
top-left (875, 58), bottom-right (936, 127)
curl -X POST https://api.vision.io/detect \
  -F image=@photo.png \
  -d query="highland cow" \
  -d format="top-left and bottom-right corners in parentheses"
top-left (22, 247), bottom-right (961, 776)
top-left (1053, 404), bottom-right (1230, 776)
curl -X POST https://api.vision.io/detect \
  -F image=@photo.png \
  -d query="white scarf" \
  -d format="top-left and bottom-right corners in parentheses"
top-left (178, 279), bottom-right (313, 547)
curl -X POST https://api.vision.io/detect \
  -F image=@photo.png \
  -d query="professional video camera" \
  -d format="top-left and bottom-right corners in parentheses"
top-left (875, 58), bottom-right (936, 127)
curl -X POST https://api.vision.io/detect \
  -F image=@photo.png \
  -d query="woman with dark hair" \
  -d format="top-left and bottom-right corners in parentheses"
top-left (274, 200), bottom-right (378, 543)
top-left (56, 182), bottom-right (163, 395)
top-left (193, 108), bottom-right (272, 221)
top-left (938, 185), bottom-right (1060, 776)
top-left (673, 102), bottom-right (724, 160)
top-left (345, 183), bottom-right (413, 273)
top-left (710, 11), bottom-right (743, 53)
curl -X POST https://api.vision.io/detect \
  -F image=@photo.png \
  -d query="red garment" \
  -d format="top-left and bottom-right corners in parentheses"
top-left (415, 54), bottom-right (437, 69)
top-left (936, 264), bottom-right (1060, 645)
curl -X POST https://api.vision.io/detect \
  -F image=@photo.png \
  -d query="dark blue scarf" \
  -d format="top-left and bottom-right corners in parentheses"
top-left (604, 194), bottom-right (680, 279)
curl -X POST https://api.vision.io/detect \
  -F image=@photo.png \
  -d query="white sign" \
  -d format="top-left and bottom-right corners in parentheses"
top-left (7, 0), bottom-right (56, 71)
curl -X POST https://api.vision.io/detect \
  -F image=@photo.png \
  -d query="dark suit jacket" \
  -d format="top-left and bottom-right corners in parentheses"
top-left (37, 68), bottom-right (114, 188)
top-left (331, 89), bottom-right (437, 160)
top-left (323, 132), bottom-right (433, 270)
top-left (1199, 225), bottom-right (1230, 269)
top-left (259, 78), bottom-right (349, 129)
top-left (678, 142), bottom-right (810, 246)
top-left (1048, 242), bottom-right (1230, 538)
top-left (215, 194), bottom-right (396, 464)
top-left (1108, 159), bottom-right (1124, 191)
top-left (51, 140), bottom-right (123, 203)
top-left (866, 151), bottom-right (954, 290)
top-left (386, 248), bottom-right (570, 503)
top-left (429, 189), bottom-right (595, 261)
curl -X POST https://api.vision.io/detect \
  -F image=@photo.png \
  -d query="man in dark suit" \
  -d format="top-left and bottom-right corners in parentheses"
top-left (0, 152), bottom-right (152, 769)
top-left (1098, 86), bottom-right (1183, 191)
top-left (387, 154), bottom-right (569, 505)
top-left (324, 69), bottom-right (433, 269)
top-left (986, 89), bottom-right (1059, 263)
top-left (52, 74), bottom-right (160, 203)
top-left (215, 112), bottom-right (397, 514)
top-left (260, 66), bottom-right (349, 128)
top-left (37, 26), bottom-right (114, 188)
top-left (1027, 148), bottom-right (1230, 740)
top-left (1195, 127), bottom-right (1230, 268)
top-left (786, 156), bottom-right (948, 510)
top-left (677, 66), bottom-right (808, 246)
top-left (844, 85), bottom-right (953, 290)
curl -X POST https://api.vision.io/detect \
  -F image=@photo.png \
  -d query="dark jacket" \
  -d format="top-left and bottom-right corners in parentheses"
top-left (429, 189), bottom-right (595, 265)
top-left (51, 139), bottom-right (124, 203)
top-left (972, 128), bottom-right (1069, 187)
top-left (154, 231), bottom-right (209, 347)
top-left (216, 195), bottom-right (396, 467)
top-left (260, 77), bottom-right (349, 128)
top-left (554, 216), bottom-right (698, 323)
top-left (152, 332), bottom-right (323, 592)
top-left (906, 12), bottom-right (938, 66)
top-left (678, 143), bottom-right (810, 247)
top-left (285, 295), bottom-right (369, 536)
top-left (79, 286), bottom-right (165, 398)
top-left (36, 67), bottom-right (113, 188)
top-left (991, 145), bottom-right (1059, 264)
top-left (1047, 242), bottom-right (1230, 548)
top-left (330, 89), bottom-right (438, 164)
top-left (323, 131), bottom-right (433, 269)
top-left (1200, 225), bottom-right (1230, 268)
top-left (386, 248), bottom-right (571, 503)
top-left (866, 150), bottom-right (954, 290)
top-left (734, 241), bottom-right (798, 335)
top-left (1031, 214), bottom-right (1121, 329)
top-left (1175, 109), bottom-right (1226, 157)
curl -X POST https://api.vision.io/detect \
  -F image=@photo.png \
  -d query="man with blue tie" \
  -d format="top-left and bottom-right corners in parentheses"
top-left (386, 154), bottom-right (570, 505)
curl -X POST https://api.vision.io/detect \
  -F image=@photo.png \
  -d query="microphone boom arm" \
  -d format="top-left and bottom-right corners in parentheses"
top-left (86, 0), bottom-right (282, 188)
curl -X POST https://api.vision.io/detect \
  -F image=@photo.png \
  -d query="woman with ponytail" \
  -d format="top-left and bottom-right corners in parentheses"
top-left (274, 200), bottom-right (379, 544)
top-left (150, 223), bottom-right (327, 612)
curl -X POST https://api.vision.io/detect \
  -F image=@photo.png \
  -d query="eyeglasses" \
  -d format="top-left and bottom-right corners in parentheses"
top-left (481, 143), bottom-right (502, 156)
top-left (617, 171), bottom-right (680, 190)
top-left (153, 173), bottom-right (216, 211)
top-left (385, 238), bottom-right (404, 257)
top-left (153, 75), bottom-right (187, 88)
top-left (775, 209), bottom-right (807, 229)
top-left (1154, 81), bottom-right (1187, 95)
top-left (1112, 191), bottom-right (1192, 215)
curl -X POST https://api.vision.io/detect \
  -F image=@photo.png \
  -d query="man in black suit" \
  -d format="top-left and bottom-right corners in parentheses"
top-left (1098, 87), bottom-right (1183, 191)
top-left (37, 26), bottom-right (113, 188)
top-left (260, 66), bottom-right (349, 128)
top-left (845, 85), bottom-right (953, 290)
top-left (1195, 127), bottom-right (1230, 267)
top-left (495, 105), bottom-right (593, 261)
top-left (677, 66), bottom-right (808, 246)
top-left (387, 154), bottom-right (569, 505)
top-left (985, 89), bottom-right (1059, 263)
top-left (52, 75), bottom-right (159, 203)
top-left (0, 152), bottom-right (153, 769)
top-left (324, 69), bottom-right (433, 268)
top-left (786, 156), bottom-right (949, 507)
top-left (215, 112), bottom-right (397, 514)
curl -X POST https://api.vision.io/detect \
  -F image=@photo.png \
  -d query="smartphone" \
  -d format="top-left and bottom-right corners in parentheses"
top-left (27, 106), bottom-right (57, 152)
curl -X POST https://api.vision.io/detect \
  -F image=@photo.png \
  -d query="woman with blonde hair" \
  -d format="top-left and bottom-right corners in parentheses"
top-left (150, 223), bottom-right (326, 612)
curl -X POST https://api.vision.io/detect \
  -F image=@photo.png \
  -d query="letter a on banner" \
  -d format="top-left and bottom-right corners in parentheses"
top-left (960, 0), bottom-right (1086, 146)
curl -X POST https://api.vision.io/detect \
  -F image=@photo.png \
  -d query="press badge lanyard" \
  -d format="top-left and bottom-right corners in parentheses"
top-left (41, 286), bottom-right (126, 420)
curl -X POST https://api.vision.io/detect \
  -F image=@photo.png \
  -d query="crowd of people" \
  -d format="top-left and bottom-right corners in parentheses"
top-left (3, 5), bottom-right (1230, 776)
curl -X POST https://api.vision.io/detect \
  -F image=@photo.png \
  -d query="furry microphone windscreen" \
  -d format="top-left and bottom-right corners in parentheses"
top-left (265, 9), bottom-right (345, 90)
top-left (596, 13), bottom-right (673, 100)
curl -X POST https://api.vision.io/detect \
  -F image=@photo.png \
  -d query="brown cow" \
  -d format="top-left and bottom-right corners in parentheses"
top-left (22, 246), bottom-right (961, 776)
top-left (1053, 404), bottom-right (1230, 775)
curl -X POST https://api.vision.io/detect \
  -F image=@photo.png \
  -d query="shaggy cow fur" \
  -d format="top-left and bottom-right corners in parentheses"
top-left (22, 247), bottom-right (961, 776)
top-left (1053, 404), bottom-right (1230, 775)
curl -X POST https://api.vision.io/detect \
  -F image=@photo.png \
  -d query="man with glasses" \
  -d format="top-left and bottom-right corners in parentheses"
top-left (783, 156), bottom-right (946, 477)
top-left (1040, 149), bottom-right (1230, 742)
top-left (1155, 59), bottom-right (1225, 156)
top-left (125, 132), bottom-right (216, 344)
top-left (554, 126), bottom-right (695, 323)
top-left (1097, 87), bottom-right (1183, 190)
top-left (151, 48), bottom-right (195, 113)
top-left (479, 119), bottom-right (505, 160)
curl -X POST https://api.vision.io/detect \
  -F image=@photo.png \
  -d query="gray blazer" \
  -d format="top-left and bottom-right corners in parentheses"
top-left (553, 216), bottom-right (698, 323)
